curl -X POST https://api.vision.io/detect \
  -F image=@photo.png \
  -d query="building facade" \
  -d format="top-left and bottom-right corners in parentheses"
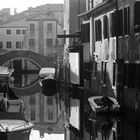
top-left (81, 0), bottom-right (140, 113)
top-left (63, 0), bottom-right (140, 140)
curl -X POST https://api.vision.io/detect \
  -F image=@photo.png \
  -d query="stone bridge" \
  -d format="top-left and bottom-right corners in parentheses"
top-left (0, 50), bottom-right (57, 96)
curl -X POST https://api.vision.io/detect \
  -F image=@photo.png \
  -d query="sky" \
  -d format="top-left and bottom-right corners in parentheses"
top-left (0, 0), bottom-right (64, 14)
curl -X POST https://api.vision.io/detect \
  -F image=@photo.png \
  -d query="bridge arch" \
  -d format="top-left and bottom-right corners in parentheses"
top-left (0, 50), bottom-right (57, 96)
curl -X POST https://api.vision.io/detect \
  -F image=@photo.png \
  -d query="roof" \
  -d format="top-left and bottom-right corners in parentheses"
top-left (79, 0), bottom-right (115, 18)
top-left (0, 4), bottom-right (63, 24)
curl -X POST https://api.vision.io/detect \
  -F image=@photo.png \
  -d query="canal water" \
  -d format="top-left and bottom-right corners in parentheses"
top-left (85, 112), bottom-right (140, 140)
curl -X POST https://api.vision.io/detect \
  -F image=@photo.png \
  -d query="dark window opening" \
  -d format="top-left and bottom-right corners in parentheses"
top-left (22, 30), bottom-right (26, 34)
top-left (113, 63), bottom-right (116, 86)
top-left (84, 62), bottom-right (91, 80)
top-left (6, 29), bottom-right (11, 34)
top-left (16, 29), bottom-right (21, 34)
top-left (135, 64), bottom-right (140, 90)
top-left (30, 107), bottom-right (35, 121)
top-left (103, 62), bottom-right (107, 84)
top-left (118, 9), bottom-right (123, 36)
top-left (29, 39), bottom-right (35, 48)
top-left (124, 7), bottom-right (130, 35)
top-left (6, 41), bottom-right (12, 48)
top-left (109, 11), bottom-right (117, 37)
top-left (46, 38), bottom-right (53, 47)
top-left (81, 23), bottom-right (90, 43)
top-left (103, 15), bottom-right (109, 39)
top-left (95, 19), bottom-right (102, 41)
top-left (134, 2), bottom-right (140, 32)
top-left (123, 63), bottom-right (136, 88)
top-left (94, 62), bottom-right (98, 78)
top-left (0, 42), bottom-right (3, 48)
top-left (30, 96), bottom-right (35, 105)
top-left (48, 111), bottom-right (53, 120)
top-left (30, 23), bottom-right (35, 33)
top-left (101, 61), bottom-right (104, 81)
top-left (47, 97), bottom-right (53, 105)
top-left (47, 23), bottom-right (53, 32)
top-left (16, 42), bottom-right (22, 48)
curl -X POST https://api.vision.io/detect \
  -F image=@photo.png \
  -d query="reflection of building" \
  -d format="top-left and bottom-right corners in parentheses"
top-left (0, 4), bottom-right (64, 135)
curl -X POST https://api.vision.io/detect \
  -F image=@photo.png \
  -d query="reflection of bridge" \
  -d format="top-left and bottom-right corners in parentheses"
top-left (0, 50), bottom-right (57, 96)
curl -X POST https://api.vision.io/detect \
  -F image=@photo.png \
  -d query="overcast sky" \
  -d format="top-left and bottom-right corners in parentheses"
top-left (0, 0), bottom-right (64, 14)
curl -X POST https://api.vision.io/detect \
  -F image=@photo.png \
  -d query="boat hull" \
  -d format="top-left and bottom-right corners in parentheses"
top-left (0, 128), bottom-right (31, 140)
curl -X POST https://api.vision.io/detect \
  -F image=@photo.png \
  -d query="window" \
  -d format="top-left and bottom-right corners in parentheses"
top-left (118, 9), bottom-right (123, 36)
top-left (47, 97), bottom-right (53, 105)
top-left (109, 12), bottom-right (116, 37)
top-left (124, 63), bottom-right (136, 88)
top-left (81, 23), bottom-right (90, 43)
top-left (29, 39), bottom-right (35, 48)
top-left (22, 30), bottom-right (26, 34)
top-left (30, 23), bottom-right (35, 33)
top-left (124, 7), bottom-right (130, 35)
top-left (94, 62), bottom-right (98, 78)
top-left (16, 42), bottom-right (23, 48)
top-left (16, 29), bottom-right (21, 34)
top-left (95, 19), bottom-right (102, 41)
top-left (84, 62), bottom-right (91, 80)
top-left (0, 42), bottom-right (3, 48)
top-left (6, 29), bottom-right (11, 34)
top-left (101, 61), bottom-right (104, 82)
top-left (103, 62), bottom-right (107, 85)
top-left (6, 41), bottom-right (12, 48)
top-left (47, 23), bottom-right (53, 31)
top-left (134, 2), bottom-right (140, 32)
top-left (113, 63), bottom-right (116, 86)
top-left (30, 96), bottom-right (35, 105)
top-left (135, 64), bottom-right (140, 90)
top-left (48, 110), bottom-right (53, 120)
top-left (30, 107), bottom-right (35, 121)
top-left (30, 96), bottom-right (35, 121)
top-left (103, 15), bottom-right (109, 39)
top-left (46, 39), bottom-right (53, 47)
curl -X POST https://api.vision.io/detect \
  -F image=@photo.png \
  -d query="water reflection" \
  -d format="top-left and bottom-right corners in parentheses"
top-left (5, 58), bottom-right (40, 88)
top-left (86, 112), bottom-right (139, 140)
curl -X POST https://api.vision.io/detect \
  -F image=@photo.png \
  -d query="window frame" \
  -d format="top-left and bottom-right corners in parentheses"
top-left (6, 41), bottom-right (12, 48)
top-left (16, 29), bottom-right (21, 35)
top-left (6, 29), bottom-right (11, 35)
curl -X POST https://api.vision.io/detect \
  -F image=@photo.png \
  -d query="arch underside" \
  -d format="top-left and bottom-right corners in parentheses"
top-left (0, 50), bottom-right (56, 96)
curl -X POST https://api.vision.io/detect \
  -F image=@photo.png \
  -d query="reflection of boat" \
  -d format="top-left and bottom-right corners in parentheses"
top-left (39, 67), bottom-right (57, 96)
top-left (88, 96), bottom-right (120, 115)
top-left (88, 112), bottom-right (116, 137)
top-left (0, 112), bottom-right (34, 140)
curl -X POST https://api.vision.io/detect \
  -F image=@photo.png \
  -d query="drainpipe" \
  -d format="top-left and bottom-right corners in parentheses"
top-left (115, 0), bottom-right (118, 60)
top-left (115, 0), bottom-right (124, 110)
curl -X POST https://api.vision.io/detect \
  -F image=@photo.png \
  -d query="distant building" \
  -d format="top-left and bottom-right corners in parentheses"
top-left (0, 8), bottom-right (11, 24)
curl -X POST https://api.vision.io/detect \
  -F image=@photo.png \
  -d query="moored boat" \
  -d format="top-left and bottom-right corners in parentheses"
top-left (39, 67), bottom-right (57, 96)
top-left (88, 96), bottom-right (120, 115)
top-left (0, 112), bottom-right (34, 140)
